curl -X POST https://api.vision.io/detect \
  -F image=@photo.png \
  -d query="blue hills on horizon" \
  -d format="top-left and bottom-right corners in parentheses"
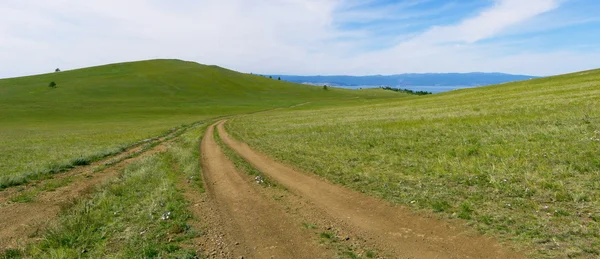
top-left (268, 73), bottom-right (538, 91)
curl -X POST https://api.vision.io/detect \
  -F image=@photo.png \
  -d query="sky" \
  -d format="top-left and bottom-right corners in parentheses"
top-left (1, 0), bottom-right (599, 78)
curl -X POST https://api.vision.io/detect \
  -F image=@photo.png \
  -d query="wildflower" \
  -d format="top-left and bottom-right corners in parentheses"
top-left (255, 175), bottom-right (264, 184)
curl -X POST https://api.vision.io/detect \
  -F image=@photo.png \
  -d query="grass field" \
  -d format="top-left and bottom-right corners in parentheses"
top-left (3, 59), bottom-right (599, 258)
top-left (0, 59), bottom-right (400, 188)
top-left (227, 69), bottom-right (600, 258)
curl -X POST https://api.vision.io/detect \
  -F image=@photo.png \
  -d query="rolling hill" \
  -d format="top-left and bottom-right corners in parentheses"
top-left (0, 59), bottom-right (400, 186)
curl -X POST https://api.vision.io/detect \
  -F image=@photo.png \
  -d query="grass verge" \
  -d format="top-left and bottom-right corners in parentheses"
top-left (213, 127), bottom-right (277, 188)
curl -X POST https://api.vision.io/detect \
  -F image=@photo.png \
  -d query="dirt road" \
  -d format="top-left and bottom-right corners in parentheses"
top-left (200, 123), bottom-right (332, 258)
top-left (0, 142), bottom-right (168, 250)
top-left (1, 119), bottom-right (527, 258)
top-left (217, 120), bottom-right (525, 259)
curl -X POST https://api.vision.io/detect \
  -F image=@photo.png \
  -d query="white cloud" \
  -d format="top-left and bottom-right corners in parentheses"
top-left (0, 0), bottom-right (598, 78)
top-left (411, 0), bottom-right (558, 44)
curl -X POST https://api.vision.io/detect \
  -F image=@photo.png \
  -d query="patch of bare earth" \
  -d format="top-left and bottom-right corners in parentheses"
top-left (217, 120), bottom-right (527, 259)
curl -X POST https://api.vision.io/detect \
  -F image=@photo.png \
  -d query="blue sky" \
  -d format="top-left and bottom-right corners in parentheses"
top-left (1, 0), bottom-right (599, 78)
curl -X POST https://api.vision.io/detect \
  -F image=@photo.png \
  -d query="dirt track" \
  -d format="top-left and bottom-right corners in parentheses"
top-left (217, 120), bottom-right (526, 259)
top-left (0, 142), bottom-right (168, 250)
top-left (200, 123), bottom-right (332, 258)
top-left (1, 119), bottom-right (527, 258)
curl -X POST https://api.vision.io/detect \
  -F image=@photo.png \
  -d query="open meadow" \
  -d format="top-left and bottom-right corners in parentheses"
top-left (227, 69), bottom-right (600, 258)
top-left (1, 60), bottom-right (599, 258)
top-left (0, 59), bottom-right (398, 189)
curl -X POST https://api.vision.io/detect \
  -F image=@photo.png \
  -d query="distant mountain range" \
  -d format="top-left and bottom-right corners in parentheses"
top-left (269, 73), bottom-right (537, 88)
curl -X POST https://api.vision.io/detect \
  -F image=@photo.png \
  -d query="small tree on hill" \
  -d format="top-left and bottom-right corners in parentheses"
top-left (55, 68), bottom-right (61, 72)
top-left (323, 85), bottom-right (328, 90)
top-left (278, 77), bottom-right (281, 81)
top-left (269, 76), bottom-right (272, 79)
top-left (48, 81), bottom-right (57, 88)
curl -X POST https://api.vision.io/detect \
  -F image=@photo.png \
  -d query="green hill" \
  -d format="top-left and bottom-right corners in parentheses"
top-left (0, 59), bottom-right (400, 185)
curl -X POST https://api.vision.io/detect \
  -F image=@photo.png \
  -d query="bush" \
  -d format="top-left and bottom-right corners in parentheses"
top-left (48, 81), bottom-right (57, 88)
top-left (381, 86), bottom-right (431, 95)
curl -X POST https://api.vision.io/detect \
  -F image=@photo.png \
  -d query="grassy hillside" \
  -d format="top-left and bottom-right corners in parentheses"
top-left (227, 69), bottom-right (600, 258)
top-left (0, 59), bottom-right (401, 186)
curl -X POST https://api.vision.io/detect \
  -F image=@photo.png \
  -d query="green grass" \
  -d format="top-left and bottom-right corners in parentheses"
top-left (9, 177), bottom-right (74, 203)
top-left (302, 222), bottom-right (317, 229)
top-left (0, 59), bottom-right (402, 187)
top-left (8, 58), bottom-right (597, 257)
top-left (227, 69), bottom-right (600, 258)
top-left (9, 191), bottom-right (36, 203)
top-left (167, 124), bottom-right (208, 192)
top-left (10, 123), bottom-right (208, 258)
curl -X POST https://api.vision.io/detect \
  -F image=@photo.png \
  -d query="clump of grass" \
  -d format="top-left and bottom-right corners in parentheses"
top-left (432, 200), bottom-right (451, 213)
top-left (458, 203), bottom-right (474, 220)
top-left (10, 191), bottom-right (36, 203)
top-left (341, 251), bottom-right (360, 259)
top-left (70, 157), bottom-right (91, 166)
top-left (302, 222), bottom-right (317, 229)
top-left (40, 177), bottom-right (73, 192)
top-left (0, 175), bottom-right (28, 190)
top-left (320, 232), bottom-right (334, 239)
top-left (0, 248), bottom-right (23, 259)
top-left (315, 230), bottom-right (367, 258)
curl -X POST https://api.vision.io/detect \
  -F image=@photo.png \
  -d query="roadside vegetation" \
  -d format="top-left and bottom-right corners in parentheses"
top-left (3, 125), bottom-right (207, 258)
top-left (227, 69), bottom-right (600, 258)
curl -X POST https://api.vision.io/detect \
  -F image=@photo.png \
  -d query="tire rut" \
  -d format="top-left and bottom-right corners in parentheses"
top-left (200, 123), bottom-right (331, 259)
top-left (217, 120), bottom-right (527, 259)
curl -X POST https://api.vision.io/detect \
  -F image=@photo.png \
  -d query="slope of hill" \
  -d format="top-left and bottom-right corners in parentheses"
top-left (272, 73), bottom-right (536, 88)
top-left (228, 69), bottom-right (600, 258)
top-left (0, 59), bottom-right (401, 185)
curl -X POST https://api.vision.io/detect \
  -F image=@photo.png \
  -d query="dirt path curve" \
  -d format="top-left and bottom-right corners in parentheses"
top-left (0, 142), bottom-right (168, 250)
top-left (217, 121), bottom-right (526, 259)
top-left (201, 123), bottom-right (332, 258)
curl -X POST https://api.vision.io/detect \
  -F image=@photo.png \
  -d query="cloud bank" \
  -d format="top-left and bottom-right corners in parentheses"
top-left (0, 0), bottom-right (599, 78)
